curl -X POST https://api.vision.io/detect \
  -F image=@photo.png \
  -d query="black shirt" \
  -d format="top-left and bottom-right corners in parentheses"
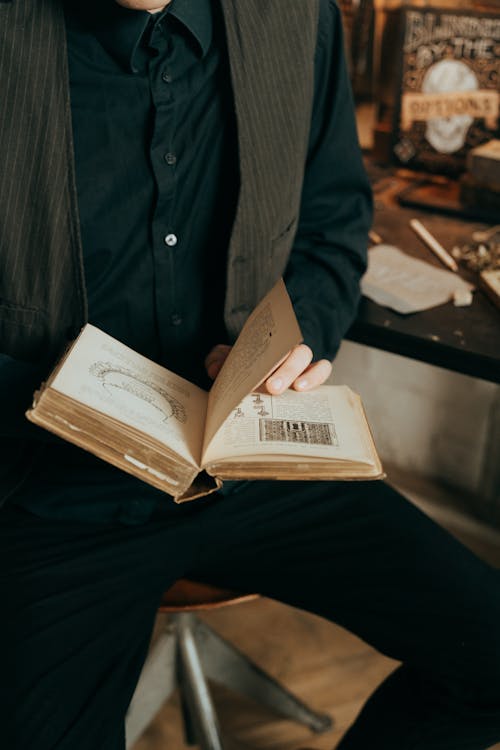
top-left (67, 0), bottom-right (237, 388)
top-left (7, 0), bottom-right (372, 523)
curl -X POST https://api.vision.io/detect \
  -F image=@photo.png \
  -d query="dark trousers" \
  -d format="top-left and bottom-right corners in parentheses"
top-left (1, 478), bottom-right (499, 750)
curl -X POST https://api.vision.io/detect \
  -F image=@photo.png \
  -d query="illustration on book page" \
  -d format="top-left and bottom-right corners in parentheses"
top-left (50, 326), bottom-right (207, 466)
top-left (202, 388), bottom-right (373, 466)
top-left (90, 362), bottom-right (188, 424)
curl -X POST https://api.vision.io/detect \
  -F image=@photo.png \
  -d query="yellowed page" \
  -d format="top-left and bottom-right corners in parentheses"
top-left (202, 385), bottom-right (375, 466)
top-left (50, 325), bottom-right (207, 467)
top-left (202, 279), bottom-right (302, 455)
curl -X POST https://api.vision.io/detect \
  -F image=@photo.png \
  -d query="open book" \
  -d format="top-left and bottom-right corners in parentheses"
top-left (27, 280), bottom-right (384, 502)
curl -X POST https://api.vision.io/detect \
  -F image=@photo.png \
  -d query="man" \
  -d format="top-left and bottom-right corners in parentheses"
top-left (0, 1), bottom-right (499, 749)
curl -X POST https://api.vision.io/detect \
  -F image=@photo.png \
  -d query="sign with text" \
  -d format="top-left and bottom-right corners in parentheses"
top-left (393, 7), bottom-right (500, 176)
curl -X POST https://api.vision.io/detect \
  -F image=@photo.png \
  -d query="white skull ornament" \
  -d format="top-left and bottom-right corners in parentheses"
top-left (421, 59), bottom-right (479, 155)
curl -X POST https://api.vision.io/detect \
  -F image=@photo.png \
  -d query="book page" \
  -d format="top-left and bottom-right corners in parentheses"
top-left (49, 326), bottom-right (207, 466)
top-left (202, 385), bottom-right (374, 465)
top-left (202, 279), bottom-right (302, 454)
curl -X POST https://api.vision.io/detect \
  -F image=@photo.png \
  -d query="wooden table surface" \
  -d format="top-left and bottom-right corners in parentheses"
top-left (347, 174), bottom-right (500, 384)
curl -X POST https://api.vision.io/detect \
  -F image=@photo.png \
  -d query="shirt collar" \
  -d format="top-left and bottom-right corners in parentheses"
top-left (169, 0), bottom-right (212, 59)
top-left (79, 0), bottom-right (212, 73)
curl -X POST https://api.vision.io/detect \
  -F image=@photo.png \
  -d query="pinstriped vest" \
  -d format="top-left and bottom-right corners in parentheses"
top-left (0, 0), bottom-right (319, 361)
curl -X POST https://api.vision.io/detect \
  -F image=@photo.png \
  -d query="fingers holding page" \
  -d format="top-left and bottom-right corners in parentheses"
top-left (291, 358), bottom-right (332, 391)
top-left (205, 344), bottom-right (232, 380)
top-left (207, 342), bottom-right (332, 394)
top-left (265, 346), bottom-right (332, 394)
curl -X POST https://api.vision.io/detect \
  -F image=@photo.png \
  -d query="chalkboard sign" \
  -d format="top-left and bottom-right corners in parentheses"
top-left (393, 7), bottom-right (500, 176)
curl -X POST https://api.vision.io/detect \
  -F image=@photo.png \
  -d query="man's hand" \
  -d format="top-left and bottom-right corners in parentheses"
top-left (205, 344), bottom-right (233, 381)
top-left (262, 344), bottom-right (332, 394)
top-left (204, 344), bottom-right (332, 394)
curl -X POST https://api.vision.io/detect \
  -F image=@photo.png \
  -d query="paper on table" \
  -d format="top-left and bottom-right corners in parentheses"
top-left (361, 244), bottom-right (474, 314)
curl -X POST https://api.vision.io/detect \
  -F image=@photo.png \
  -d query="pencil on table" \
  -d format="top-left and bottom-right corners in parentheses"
top-left (368, 230), bottom-right (383, 245)
top-left (409, 219), bottom-right (458, 273)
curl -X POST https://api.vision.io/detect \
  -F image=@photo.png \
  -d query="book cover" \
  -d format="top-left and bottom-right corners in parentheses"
top-left (392, 6), bottom-right (500, 176)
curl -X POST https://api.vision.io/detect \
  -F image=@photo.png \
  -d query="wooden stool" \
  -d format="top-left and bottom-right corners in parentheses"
top-left (126, 580), bottom-right (332, 750)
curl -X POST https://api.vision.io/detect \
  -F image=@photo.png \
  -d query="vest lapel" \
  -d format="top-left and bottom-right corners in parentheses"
top-left (0, 0), bottom-right (86, 361)
top-left (219, 0), bottom-right (319, 339)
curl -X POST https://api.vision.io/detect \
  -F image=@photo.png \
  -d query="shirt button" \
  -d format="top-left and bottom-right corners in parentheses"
top-left (164, 152), bottom-right (177, 166)
top-left (164, 233), bottom-right (178, 247)
top-left (170, 313), bottom-right (183, 326)
top-left (162, 70), bottom-right (172, 83)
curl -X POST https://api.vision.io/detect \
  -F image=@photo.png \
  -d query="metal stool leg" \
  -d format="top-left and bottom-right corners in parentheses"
top-left (127, 612), bottom-right (332, 749)
top-left (193, 618), bottom-right (332, 734)
top-left (179, 688), bottom-right (199, 747)
top-left (125, 624), bottom-right (177, 748)
top-left (177, 613), bottom-right (226, 750)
